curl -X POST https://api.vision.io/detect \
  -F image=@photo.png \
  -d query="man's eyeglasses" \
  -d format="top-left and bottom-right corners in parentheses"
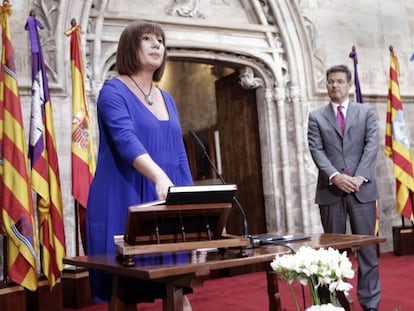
top-left (326, 79), bottom-right (348, 86)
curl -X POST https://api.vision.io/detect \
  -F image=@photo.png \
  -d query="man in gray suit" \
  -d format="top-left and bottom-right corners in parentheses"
top-left (307, 64), bottom-right (381, 311)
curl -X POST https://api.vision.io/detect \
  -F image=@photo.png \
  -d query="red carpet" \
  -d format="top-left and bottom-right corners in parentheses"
top-left (65, 252), bottom-right (413, 311)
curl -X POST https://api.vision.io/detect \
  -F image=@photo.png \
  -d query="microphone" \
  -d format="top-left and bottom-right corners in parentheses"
top-left (188, 130), bottom-right (250, 240)
top-left (188, 129), bottom-right (207, 154)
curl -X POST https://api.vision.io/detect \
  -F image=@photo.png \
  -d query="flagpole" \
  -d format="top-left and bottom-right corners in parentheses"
top-left (2, 234), bottom-right (7, 284)
top-left (75, 200), bottom-right (80, 256)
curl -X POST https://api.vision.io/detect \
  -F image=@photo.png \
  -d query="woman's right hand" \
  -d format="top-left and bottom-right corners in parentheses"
top-left (132, 153), bottom-right (174, 199)
top-left (155, 175), bottom-right (174, 200)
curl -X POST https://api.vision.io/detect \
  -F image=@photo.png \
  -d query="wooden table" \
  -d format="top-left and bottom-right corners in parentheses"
top-left (63, 233), bottom-right (385, 311)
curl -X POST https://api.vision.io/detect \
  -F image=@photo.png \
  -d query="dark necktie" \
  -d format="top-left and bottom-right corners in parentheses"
top-left (337, 105), bottom-right (345, 134)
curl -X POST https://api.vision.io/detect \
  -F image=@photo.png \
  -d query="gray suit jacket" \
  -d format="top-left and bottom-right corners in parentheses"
top-left (307, 101), bottom-right (379, 205)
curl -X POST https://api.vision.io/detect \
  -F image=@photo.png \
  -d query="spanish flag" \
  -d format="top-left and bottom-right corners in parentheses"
top-left (0, 1), bottom-right (38, 291)
top-left (65, 19), bottom-right (96, 252)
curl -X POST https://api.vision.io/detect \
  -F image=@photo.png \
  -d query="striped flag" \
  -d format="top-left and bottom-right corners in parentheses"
top-left (26, 13), bottom-right (66, 289)
top-left (65, 20), bottom-right (96, 252)
top-left (384, 47), bottom-right (414, 221)
top-left (0, 2), bottom-right (38, 291)
top-left (349, 46), bottom-right (380, 235)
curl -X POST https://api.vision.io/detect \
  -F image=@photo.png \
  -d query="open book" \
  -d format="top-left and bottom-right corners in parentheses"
top-left (132, 184), bottom-right (237, 208)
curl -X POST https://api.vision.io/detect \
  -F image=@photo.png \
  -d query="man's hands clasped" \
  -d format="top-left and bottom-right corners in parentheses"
top-left (332, 174), bottom-right (365, 193)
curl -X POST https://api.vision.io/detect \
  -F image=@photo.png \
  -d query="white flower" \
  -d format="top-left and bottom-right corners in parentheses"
top-left (306, 303), bottom-right (345, 311)
top-left (329, 280), bottom-right (353, 292)
top-left (270, 246), bottom-right (355, 308)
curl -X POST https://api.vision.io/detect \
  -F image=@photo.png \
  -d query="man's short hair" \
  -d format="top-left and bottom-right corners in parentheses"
top-left (326, 65), bottom-right (352, 82)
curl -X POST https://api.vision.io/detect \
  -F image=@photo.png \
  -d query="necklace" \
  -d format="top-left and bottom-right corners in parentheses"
top-left (128, 75), bottom-right (153, 105)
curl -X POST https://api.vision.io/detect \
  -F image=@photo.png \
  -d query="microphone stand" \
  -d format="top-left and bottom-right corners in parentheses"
top-left (188, 130), bottom-right (250, 257)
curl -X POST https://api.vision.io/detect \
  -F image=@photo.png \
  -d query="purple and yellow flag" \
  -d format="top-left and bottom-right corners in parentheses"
top-left (26, 12), bottom-right (66, 289)
top-left (385, 47), bottom-right (414, 221)
top-left (0, 1), bottom-right (38, 291)
top-left (349, 46), bottom-right (363, 103)
top-left (65, 20), bottom-right (96, 252)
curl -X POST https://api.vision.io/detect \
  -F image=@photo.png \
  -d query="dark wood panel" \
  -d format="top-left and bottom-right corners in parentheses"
top-left (26, 279), bottom-right (62, 311)
top-left (62, 268), bottom-right (94, 309)
top-left (0, 284), bottom-right (26, 311)
top-left (215, 72), bottom-right (266, 235)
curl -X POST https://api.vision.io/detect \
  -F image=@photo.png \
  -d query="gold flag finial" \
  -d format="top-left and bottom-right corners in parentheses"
top-left (64, 18), bottom-right (84, 36)
top-left (0, 0), bottom-right (12, 21)
top-left (389, 45), bottom-right (399, 76)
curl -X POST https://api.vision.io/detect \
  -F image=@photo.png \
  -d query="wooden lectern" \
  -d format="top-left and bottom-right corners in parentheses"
top-left (115, 185), bottom-right (251, 266)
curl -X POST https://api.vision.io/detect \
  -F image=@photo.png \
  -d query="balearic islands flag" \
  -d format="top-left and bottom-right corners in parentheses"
top-left (384, 47), bottom-right (414, 221)
top-left (26, 12), bottom-right (66, 289)
top-left (0, 1), bottom-right (38, 291)
top-left (65, 20), bottom-right (96, 252)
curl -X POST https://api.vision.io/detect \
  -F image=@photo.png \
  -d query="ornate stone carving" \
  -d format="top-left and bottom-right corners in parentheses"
top-left (301, 14), bottom-right (325, 89)
top-left (274, 85), bottom-right (286, 103)
top-left (289, 85), bottom-right (301, 103)
top-left (31, 0), bottom-right (60, 84)
top-left (238, 67), bottom-right (264, 89)
top-left (259, 0), bottom-right (276, 25)
top-left (165, 0), bottom-right (205, 18)
top-left (254, 1), bottom-right (289, 87)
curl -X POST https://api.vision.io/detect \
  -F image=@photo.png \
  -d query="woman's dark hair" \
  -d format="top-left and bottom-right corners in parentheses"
top-left (326, 64), bottom-right (352, 82)
top-left (116, 20), bottom-right (167, 82)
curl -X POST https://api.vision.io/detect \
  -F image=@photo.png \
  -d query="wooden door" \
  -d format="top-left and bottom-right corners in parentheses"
top-left (215, 72), bottom-right (266, 235)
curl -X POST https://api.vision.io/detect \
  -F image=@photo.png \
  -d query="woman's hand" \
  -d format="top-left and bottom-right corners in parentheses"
top-left (132, 153), bottom-right (174, 199)
top-left (154, 175), bottom-right (174, 200)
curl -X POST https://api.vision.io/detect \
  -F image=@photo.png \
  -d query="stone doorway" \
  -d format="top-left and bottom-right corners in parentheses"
top-left (160, 60), bottom-right (267, 235)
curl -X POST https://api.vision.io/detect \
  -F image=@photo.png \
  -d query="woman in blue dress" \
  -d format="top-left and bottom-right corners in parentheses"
top-left (86, 20), bottom-right (193, 309)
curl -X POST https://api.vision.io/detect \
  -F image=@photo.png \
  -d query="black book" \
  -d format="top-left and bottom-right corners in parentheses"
top-left (165, 184), bottom-right (237, 205)
top-left (132, 184), bottom-right (238, 208)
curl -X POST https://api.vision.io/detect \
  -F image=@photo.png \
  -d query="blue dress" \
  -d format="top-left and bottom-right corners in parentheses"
top-left (86, 78), bottom-right (193, 303)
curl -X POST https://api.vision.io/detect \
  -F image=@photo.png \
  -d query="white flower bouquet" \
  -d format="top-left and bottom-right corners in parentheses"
top-left (305, 303), bottom-right (345, 311)
top-left (270, 246), bottom-right (354, 310)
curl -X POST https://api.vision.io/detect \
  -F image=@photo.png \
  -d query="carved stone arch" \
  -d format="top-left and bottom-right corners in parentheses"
top-left (167, 48), bottom-right (274, 90)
